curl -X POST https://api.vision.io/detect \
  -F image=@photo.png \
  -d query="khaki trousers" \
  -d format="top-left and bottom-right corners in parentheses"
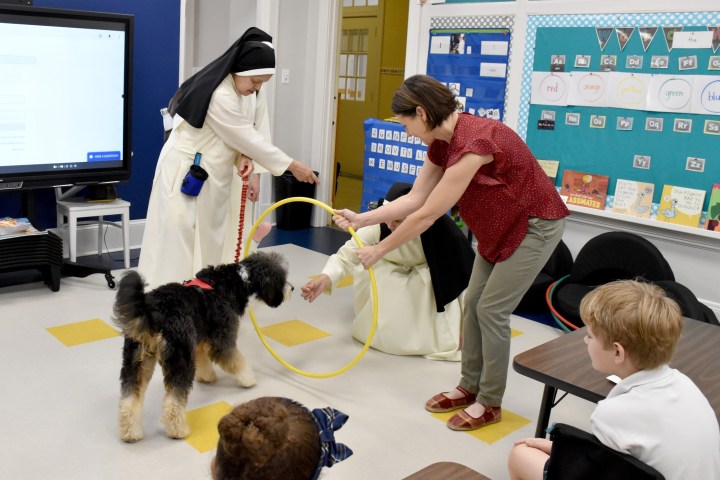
top-left (459, 217), bottom-right (565, 406)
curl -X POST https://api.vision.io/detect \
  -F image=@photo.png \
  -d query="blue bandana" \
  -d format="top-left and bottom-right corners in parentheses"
top-left (308, 406), bottom-right (353, 479)
top-left (282, 399), bottom-right (352, 479)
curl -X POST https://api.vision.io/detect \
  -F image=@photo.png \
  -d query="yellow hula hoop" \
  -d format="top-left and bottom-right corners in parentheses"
top-left (244, 196), bottom-right (378, 379)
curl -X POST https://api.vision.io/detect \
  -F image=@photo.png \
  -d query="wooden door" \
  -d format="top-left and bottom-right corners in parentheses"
top-left (335, 16), bottom-right (380, 178)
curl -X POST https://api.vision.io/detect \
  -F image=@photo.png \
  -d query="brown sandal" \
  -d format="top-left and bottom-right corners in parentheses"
top-left (425, 386), bottom-right (477, 413)
top-left (447, 404), bottom-right (502, 431)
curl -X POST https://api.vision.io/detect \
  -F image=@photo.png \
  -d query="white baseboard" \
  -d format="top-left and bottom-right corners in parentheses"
top-left (50, 219), bottom-right (145, 259)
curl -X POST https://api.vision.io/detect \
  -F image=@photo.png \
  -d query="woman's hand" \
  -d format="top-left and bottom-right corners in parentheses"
top-left (513, 437), bottom-right (553, 454)
top-left (288, 159), bottom-right (319, 183)
top-left (237, 155), bottom-right (254, 179)
top-left (332, 209), bottom-right (361, 231)
top-left (300, 274), bottom-right (331, 302)
top-left (247, 173), bottom-right (260, 201)
top-left (356, 245), bottom-right (383, 269)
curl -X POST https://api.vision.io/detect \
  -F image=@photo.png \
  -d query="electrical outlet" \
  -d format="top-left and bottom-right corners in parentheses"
top-left (281, 69), bottom-right (290, 84)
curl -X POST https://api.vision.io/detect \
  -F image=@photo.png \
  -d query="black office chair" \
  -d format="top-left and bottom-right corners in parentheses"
top-left (655, 280), bottom-right (719, 326)
top-left (545, 423), bottom-right (665, 480)
top-left (516, 240), bottom-right (573, 314)
top-left (546, 231), bottom-right (675, 330)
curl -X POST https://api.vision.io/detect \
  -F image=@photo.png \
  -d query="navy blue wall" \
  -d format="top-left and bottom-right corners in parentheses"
top-left (1, 0), bottom-right (180, 229)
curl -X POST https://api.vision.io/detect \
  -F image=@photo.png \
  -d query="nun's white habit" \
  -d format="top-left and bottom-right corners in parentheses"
top-left (139, 28), bottom-right (291, 287)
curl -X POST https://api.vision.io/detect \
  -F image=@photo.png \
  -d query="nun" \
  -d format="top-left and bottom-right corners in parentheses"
top-left (300, 182), bottom-right (475, 360)
top-left (139, 27), bottom-right (318, 287)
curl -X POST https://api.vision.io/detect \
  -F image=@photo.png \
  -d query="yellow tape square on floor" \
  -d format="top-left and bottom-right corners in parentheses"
top-left (185, 401), bottom-right (233, 453)
top-left (260, 319), bottom-right (331, 347)
top-left (431, 408), bottom-right (531, 444)
top-left (511, 328), bottom-right (522, 337)
top-left (47, 318), bottom-right (121, 347)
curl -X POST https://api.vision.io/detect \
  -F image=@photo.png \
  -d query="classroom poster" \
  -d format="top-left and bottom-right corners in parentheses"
top-left (427, 28), bottom-right (511, 120)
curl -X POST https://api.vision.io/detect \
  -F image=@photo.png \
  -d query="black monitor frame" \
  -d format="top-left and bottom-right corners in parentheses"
top-left (0, 4), bottom-right (133, 191)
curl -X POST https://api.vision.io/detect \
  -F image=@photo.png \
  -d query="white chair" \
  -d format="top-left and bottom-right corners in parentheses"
top-left (55, 187), bottom-right (131, 269)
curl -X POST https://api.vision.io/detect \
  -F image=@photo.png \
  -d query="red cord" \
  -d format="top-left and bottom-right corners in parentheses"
top-left (234, 180), bottom-right (248, 263)
top-left (545, 277), bottom-right (580, 331)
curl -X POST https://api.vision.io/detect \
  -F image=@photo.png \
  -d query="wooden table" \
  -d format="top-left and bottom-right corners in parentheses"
top-left (513, 318), bottom-right (720, 437)
top-left (402, 462), bottom-right (491, 480)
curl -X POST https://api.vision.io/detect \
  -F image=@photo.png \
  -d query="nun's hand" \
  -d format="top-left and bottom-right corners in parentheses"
top-left (237, 155), bottom-right (254, 179)
top-left (247, 173), bottom-right (260, 201)
top-left (300, 274), bottom-right (331, 303)
top-left (288, 160), bottom-right (319, 184)
top-left (332, 209), bottom-right (361, 231)
top-left (356, 246), bottom-right (383, 269)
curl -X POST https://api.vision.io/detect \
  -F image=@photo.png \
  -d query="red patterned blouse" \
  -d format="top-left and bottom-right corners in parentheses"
top-left (427, 113), bottom-right (569, 263)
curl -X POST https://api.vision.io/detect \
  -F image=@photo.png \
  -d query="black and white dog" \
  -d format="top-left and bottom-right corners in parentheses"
top-left (113, 251), bottom-right (291, 442)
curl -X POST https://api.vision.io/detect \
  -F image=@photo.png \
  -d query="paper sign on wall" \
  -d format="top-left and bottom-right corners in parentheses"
top-left (646, 75), bottom-right (694, 113)
top-left (481, 41), bottom-right (509, 56)
top-left (673, 31), bottom-right (713, 49)
top-left (430, 36), bottom-right (451, 54)
top-left (691, 75), bottom-right (720, 115)
top-left (606, 72), bottom-right (649, 110)
top-left (480, 62), bottom-right (507, 78)
top-left (531, 72), bottom-right (570, 106)
top-left (567, 72), bottom-right (608, 107)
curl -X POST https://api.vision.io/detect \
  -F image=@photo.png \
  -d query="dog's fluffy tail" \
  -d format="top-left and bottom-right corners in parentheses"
top-left (113, 270), bottom-right (151, 339)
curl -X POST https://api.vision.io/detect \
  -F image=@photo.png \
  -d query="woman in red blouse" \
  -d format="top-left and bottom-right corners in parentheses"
top-left (333, 75), bottom-right (569, 431)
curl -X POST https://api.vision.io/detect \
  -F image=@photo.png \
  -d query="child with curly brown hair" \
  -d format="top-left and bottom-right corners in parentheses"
top-left (211, 397), bottom-right (352, 480)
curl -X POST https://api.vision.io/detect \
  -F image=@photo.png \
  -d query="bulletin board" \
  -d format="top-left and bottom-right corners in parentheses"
top-left (519, 12), bottom-right (720, 214)
top-left (427, 28), bottom-right (511, 120)
top-left (360, 119), bottom-right (427, 212)
top-left (359, 17), bottom-right (513, 214)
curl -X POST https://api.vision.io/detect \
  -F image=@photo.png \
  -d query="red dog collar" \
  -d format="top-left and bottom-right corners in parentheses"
top-left (183, 278), bottom-right (214, 290)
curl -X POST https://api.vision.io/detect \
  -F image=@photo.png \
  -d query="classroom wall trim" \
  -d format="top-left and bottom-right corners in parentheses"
top-left (430, 14), bottom-right (513, 29)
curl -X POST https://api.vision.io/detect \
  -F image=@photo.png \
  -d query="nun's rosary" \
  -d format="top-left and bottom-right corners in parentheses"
top-left (233, 178), bottom-right (249, 263)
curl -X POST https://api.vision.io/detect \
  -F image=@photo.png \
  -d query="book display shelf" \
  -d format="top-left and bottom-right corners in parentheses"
top-left (566, 203), bottom-right (720, 253)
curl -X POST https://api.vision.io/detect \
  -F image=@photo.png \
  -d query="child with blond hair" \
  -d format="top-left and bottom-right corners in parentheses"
top-left (508, 279), bottom-right (720, 480)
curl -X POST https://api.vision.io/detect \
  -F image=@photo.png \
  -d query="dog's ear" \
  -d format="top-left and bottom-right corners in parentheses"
top-left (244, 252), bottom-right (288, 308)
top-left (195, 265), bottom-right (215, 283)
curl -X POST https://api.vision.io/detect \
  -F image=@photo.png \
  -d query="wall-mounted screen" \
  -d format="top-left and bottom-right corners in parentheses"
top-left (0, 4), bottom-right (132, 190)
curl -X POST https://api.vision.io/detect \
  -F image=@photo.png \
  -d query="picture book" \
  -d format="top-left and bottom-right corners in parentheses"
top-left (656, 184), bottom-right (705, 227)
top-left (0, 217), bottom-right (44, 239)
top-left (537, 159), bottom-right (560, 183)
top-left (611, 179), bottom-right (655, 219)
top-left (560, 170), bottom-right (610, 210)
top-left (705, 184), bottom-right (720, 232)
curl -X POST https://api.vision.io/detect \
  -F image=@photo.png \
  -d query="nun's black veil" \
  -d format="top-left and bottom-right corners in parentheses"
top-left (168, 27), bottom-right (274, 129)
top-left (378, 182), bottom-right (474, 313)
